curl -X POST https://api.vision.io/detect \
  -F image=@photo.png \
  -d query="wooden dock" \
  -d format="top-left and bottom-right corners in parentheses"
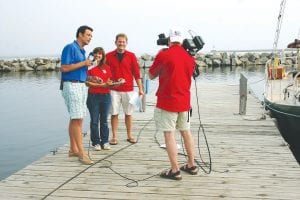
top-left (0, 80), bottom-right (299, 199)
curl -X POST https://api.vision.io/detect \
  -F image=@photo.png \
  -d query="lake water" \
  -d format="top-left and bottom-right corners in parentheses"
top-left (0, 65), bottom-right (265, 180)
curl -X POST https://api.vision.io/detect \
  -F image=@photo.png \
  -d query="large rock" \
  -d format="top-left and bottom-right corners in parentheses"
top-left (1, 65), bottom-right (12, 72)
top-left (20, 61), bottom-right (34, 71)
top-left (11, 62), bottom-right (21, 71)
top-left (36, 63), bottom-right (57, 71)
top-left (212, 59), bottom-right (221, 66)
top-left (232, 58), bottom-right (242, 66)
top-left (195, 60), bottom-right (207, 67)
top-left (222, 58), bottom-right (231, 66)
top-left (205, 58), bottom-right (212, 66)
top-left (140, 53), bottom-right (152, 61)
top-left (27, 60), bottom-right (37, 69)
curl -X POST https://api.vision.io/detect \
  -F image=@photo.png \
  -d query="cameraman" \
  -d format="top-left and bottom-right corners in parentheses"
top-left (149, 29), bottom-right (199, 180)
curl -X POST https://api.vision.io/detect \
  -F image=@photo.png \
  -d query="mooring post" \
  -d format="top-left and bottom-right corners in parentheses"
top-left (239, 73), bottom-right (247, 115)
top-left (140, 60), bottom-right (147, 112)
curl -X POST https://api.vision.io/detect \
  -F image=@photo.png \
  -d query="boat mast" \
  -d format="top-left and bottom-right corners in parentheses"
top-left (272, 0), bottom-right (286, 58)
top-left (298, 28), bottom-right (300, 68)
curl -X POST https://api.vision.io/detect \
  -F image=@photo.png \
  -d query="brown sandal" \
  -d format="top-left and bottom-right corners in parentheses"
top-left (109, 138), bottom-right (118, 145)
top-left (160, 169), bottom-right (182, 180)
top-left (180, 164), bottom-right (199, 175)
top-left (126, 138), bottom-right (136, 144)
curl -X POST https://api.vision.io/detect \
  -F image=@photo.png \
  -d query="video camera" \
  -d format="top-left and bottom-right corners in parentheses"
top-left (156, 30), bottom-right (205, 78)
top-left (156, 31), bottom-right (205, 56)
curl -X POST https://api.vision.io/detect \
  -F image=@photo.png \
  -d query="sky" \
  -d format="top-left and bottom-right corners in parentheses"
top-left (0, 0), bottom-right (299, 58)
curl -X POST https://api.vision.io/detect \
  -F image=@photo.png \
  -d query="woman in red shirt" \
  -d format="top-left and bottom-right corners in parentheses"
top-left (86, 47), bottom-right (113, 151)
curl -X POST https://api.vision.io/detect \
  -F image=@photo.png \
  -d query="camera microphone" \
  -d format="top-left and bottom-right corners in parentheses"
top-left (88, 52), bottom-right (94, 61)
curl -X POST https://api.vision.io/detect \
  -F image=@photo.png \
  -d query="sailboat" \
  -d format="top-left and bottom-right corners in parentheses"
top-left (264, 41), bottom-right (300, 163)
top-left (263, 0), bottom-right (300, 163)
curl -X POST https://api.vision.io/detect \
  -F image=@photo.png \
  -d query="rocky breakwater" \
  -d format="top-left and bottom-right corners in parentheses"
top-left (1, 51), bottom-right (298, 72)
top-left (196, 51), bottom-right (298, 67)
top-left (138, 51), bottom-right (299, 68)
top-left (0, 58), bottom-right (60, 72)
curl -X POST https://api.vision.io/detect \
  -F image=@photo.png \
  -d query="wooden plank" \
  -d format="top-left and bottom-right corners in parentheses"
top-left (0, 81), bottom-right (299, 200)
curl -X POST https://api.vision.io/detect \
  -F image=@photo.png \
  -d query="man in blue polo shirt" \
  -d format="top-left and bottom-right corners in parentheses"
top-left (61, 25), bottom-right (94, 165)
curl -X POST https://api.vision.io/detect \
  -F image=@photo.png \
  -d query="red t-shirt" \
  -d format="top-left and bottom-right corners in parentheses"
top-left (106, 50), bottom-right (141, 92)
top-left (87, 64), bottom-right (112, 94)
top-left (149, 45), bottom-right (195, 112)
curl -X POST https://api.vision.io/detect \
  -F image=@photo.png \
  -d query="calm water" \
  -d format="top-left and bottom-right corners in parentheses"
top-left (0, 65), bottom-right (265, 180)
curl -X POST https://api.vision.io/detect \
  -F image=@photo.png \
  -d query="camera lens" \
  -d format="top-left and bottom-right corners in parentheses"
top-left (158, 33), bottom-right (166, 39)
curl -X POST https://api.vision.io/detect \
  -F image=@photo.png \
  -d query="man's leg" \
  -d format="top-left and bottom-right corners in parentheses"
top-left (164, 131), bottom-right (179, 173)
top-left (69, 121), bottom-right (78, 154)
top-left (111, 114), bottom-right (118, 141)
top-left (69, 119), bottom-right (84, 156)
top-left (180, 130), bottom-right (196, 167)
top-left (123, 91), bottom-right (135, 142)
top-left (125, 114), bottom-right (132, 139)
top-left (110, 90), bottom-right (120, 144)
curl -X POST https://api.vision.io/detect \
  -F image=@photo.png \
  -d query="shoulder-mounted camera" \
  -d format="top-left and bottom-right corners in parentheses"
top-left (156, 30), bottom-right (205, 56)
top-left (156, 30), bottom-right (204, 78)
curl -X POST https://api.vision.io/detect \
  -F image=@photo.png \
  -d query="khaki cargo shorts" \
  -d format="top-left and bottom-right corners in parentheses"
top-left (110, 90), bottom-right (134, 115)
top-left (154, 107), bottom-right (190, 132)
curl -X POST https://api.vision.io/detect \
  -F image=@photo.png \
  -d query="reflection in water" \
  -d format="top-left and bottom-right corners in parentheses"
top-left (0, 66), bottom-right (265, 180)
top-left (0, 71), bottom-right (68, 180)
top-left (0, 71), bottom-right (60, 81)
top-left (199, 65), bottom-right (265, 99)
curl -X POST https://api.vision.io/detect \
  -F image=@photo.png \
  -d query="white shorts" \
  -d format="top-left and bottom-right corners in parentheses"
top-left (154, 107), bottom-right (190, 132)
top-left (61, 82), bottom-right (87, 119)
top-left (110, 90), bottom-right (134, 115)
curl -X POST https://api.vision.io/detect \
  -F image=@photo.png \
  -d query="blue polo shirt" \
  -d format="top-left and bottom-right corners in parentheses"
top-left (61, 40), bottom-right (87, 82)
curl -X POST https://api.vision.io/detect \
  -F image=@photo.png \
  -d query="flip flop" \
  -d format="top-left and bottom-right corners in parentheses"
top-left (126, 138), bottom-right (136, 144)
top-left (109, 138), bottom-right (118, 145)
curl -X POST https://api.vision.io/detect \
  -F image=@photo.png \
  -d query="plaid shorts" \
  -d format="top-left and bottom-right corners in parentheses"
top-left (61, 82), bottom-right (88, 119)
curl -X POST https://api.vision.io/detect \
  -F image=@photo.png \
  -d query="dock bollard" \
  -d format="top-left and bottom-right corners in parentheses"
top-left (139, 77), bottom-right (149, 112)
top-left (239, 73), bottom-right (247, 115)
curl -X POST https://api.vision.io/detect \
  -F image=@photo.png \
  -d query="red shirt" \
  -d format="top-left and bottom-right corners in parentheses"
top-left (149, 45), bottom-right (195, 112)
top-left (87, 64), bottom-right (112, 94)
top-left (106, 50), bottom-right (141, 92)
